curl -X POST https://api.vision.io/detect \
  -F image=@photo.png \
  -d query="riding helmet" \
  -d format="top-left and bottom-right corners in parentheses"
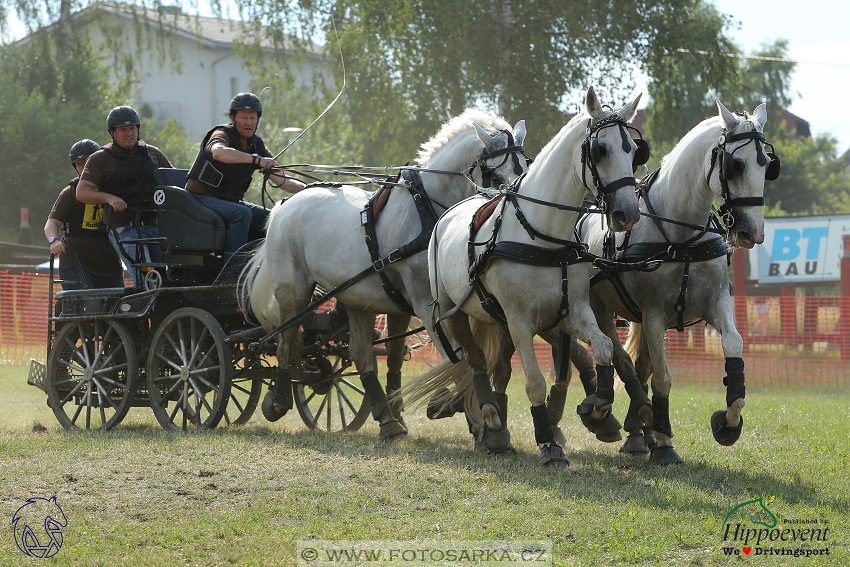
top-left (69, 139), bottom-right (101, 166)
top-left (107, 105), bottom-right (141, 131)
top-left (229, 92), bottom-right (262, 118)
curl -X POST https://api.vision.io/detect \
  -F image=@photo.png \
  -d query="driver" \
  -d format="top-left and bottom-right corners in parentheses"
top-left (76, 105), bottom-right (173, 287)
top-left (185, 92), bottom-right (305, 260)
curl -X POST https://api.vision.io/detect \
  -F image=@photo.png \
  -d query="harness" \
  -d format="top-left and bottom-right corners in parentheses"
top-left (589, 169), bottom-right (732, 331)
top-left (359, 169), bottom-right (442, 314)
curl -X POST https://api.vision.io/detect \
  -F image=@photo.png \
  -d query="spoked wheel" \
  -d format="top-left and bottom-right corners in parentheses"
top-left (46, 319), bottom-right (137, 431)
top-left (293, 355), bottom-right (370, 432)
top-left (146, 308), bottom-right (232, 432)
top-left (222, 370), bottom-right (265, 426)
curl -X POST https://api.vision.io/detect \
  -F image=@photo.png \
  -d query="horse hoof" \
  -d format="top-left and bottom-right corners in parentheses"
top-left (552, 426), bottom-right (568, 447)
top-left (426, 388), bottom-right (456, 420)
top-left (396, 415), bottom-right (409, 434)
top-left (577, 397), bottom-right (622, 440)
top-left (261, 392), bottom-right (287, 422)
top-left (483, 426), bottom-right (512, 454)
top-left (711, 410), bottom-right (744, 446)
top-left (596, 430), bottom-right (623, 443)
top-left (619, 434), bottom-right (649, 454)
top-left (649, 445), bottom-right (683, 465)
top-left (538, 444), bottom-right (569, 467)
top-left (379, 419), bottom-right (408, 442)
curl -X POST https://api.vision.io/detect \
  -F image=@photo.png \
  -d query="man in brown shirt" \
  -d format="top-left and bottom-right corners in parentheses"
top-left (76, 105), bottom-right (173, 287)
top-left (185, 92), bottom-right (304, 260)
top-left (45, 140), bottom-right (125, 290)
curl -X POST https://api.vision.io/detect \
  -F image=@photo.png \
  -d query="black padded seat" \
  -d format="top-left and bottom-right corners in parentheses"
top-left (154, 170), bottom-right (226, 254)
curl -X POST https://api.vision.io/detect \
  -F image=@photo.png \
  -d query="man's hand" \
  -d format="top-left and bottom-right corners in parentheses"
top-left (49, 240), bottom-right (66, 255)
top-left (106, 195), bottom-right (127, 212)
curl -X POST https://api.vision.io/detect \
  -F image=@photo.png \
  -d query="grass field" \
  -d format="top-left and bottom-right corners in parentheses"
top-left (1, 362), bottom-right (847, 566)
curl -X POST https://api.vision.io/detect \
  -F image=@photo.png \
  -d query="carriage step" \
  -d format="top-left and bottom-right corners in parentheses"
top-left (27, 359), bottom-right (47, 393)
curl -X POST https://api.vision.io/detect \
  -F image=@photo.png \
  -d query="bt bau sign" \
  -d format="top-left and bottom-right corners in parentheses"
top-left (748, 215), bottom-right (850, 283)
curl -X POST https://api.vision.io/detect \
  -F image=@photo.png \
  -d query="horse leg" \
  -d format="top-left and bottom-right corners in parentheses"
top-left (384, 313), bottom-right (411, 432)
top-left (620, 324), bottom-right (653, 454)
top-left (641, 313), bottom-right (683, 465)
top-left (347, 307), bottom-right (406, 442)
top-left (476, 326), bottom-right (517, 454)
top-left (591, 300), bottom-right (654, 447)
top-left (704, 295), bottom-right (746, 446)
top-left (563, 292), bottom-right (619, 442)
top-left (509, 322), bottom-right (568, 467)
top-left (442, 313), bottom-right (504, 451)
top-left (537, 328), bottom-right (575, 447)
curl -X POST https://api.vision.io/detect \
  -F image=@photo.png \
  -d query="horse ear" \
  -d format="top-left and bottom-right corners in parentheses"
top-left (752, 103), bottom-right (768, 129)
top-left (618, 93), bottom-right (642, 123)
top-left (513, 120), bottom-right (526, 146)
top-left (473, 122), bottom-right (501, 153)
top-left (716, 99), bottom-right (738, 130)
top-left (585, 86), bottom-right (603, 119)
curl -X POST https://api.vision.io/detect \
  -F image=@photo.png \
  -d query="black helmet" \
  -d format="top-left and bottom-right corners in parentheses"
top-left (107, 105), bottom-right (141, 131)
top-left (69, 139), bottom-right (101, 166)
top-left (229, 92), bottom-right (262, 118)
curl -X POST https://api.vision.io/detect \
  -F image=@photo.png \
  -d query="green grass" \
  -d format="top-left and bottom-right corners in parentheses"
top-left (1, 363), bottom-right (847, 566)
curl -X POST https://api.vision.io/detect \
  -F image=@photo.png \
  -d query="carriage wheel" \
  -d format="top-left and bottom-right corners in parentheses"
top-left (46, 319), bottom-right (137, 431)
top-left (222, 372), bottom-right (263, 426)
top-left (146, 308), bottom-right (232, 432)
top-left (293, 355), bottom-right (371, 432)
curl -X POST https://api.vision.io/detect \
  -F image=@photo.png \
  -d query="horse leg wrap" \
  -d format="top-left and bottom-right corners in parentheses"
top-left (576, 364), bottom-right (622, 442)
top-left (360, 371), bottom-right (389, 421)
top-left (579, 367), bottom-right (597, 397)
top-left (531, 404), bottom-right (555, 445)
top-left (473, 369), bottom-right (497, 410)
top-left (595, 364), bottom-right (615, 404)
top-left (723, 357), bottom-right (746, 407)
top-left (479, 392), bottom-right (513, 454)
top-left (651, 395), bottom-right (673, 438)
top-left (262, 368), bottom-right (292, 422)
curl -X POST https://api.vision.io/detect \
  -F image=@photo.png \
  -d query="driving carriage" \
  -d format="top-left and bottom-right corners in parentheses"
top-left (27, 168), bottom-right (377, 433)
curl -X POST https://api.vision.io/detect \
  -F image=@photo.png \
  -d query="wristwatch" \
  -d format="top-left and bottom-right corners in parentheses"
top-left (48, 236), bottom-right (59, 245)
top-left (252, 153), bottom-right (259, 165)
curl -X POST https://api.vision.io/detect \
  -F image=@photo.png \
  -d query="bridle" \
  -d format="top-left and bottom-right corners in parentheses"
top-left (707, 117), bottom-right (780, 227)
top-left (470, 129), bottom-right (531, 189)
top-left (581, 112), bottom-right (650, 210)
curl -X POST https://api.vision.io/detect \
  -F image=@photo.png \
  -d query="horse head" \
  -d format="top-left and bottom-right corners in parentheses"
top-left (710, 99), bottom-right (777, 249)
top-left (417, 109), bottom-right (529, 204)
top-left (582, 87), bottom-right (643, 232)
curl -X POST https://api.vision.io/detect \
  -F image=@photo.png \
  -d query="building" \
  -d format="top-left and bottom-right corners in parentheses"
top-left (17, 2), bottom-right (330, 140)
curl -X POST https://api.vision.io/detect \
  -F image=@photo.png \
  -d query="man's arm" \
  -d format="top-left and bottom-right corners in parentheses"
top-left (76, 179), bottom-right (127, 211)
top-left (44, 218), bottom-right (66, 255)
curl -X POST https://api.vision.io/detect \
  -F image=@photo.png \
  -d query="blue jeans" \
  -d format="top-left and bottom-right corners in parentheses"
top-left (58, 268), bottom-right (125, 291)
top-left (109, 225), bottom-right (162, 287)
top-left (190, 194), bottom-right (269, 259)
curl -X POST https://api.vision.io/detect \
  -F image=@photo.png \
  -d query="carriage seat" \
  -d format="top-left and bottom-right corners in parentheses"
top-left (154, 169), bottom-right (226, 254)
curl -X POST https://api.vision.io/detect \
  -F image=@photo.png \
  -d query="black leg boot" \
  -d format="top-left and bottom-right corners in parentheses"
top-left (262, 367), bottom-right (293, 422)
top-left (386, 370), bottom-right (407, 433)
top-left (650, 396), bottom-right (682, 465)
top-left (711, 357), bottom-right (745, 446)
top-left (576, 364), bottom-right (623, 442)
top-left (531, 404), bottom-right (568, 467)
top-left (361, 370), bottom-right (406, 442)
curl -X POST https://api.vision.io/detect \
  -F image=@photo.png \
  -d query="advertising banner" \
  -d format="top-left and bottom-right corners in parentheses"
top-left (749, 215), bottom-right (850, 283)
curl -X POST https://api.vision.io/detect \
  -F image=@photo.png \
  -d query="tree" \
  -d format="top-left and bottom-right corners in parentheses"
top-left (232, 0), bottom-right (740, 164)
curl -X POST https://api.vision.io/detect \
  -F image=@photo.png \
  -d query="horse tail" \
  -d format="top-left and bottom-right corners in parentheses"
top-left (238, 201), bottom-right (289, 329)
top-left (399, 319), bottom-right (500, 431)
top-left (623, 320), bottom-right (642, 368)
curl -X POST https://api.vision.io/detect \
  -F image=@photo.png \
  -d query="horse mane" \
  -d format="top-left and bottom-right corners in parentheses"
top-left (416, 108), bottom-right (511, 166)
top-left (659, 108), bottom-right (763, 168)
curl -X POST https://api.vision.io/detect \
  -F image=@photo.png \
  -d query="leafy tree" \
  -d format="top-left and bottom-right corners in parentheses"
top-left (233, 0), bottom-right (740, 164)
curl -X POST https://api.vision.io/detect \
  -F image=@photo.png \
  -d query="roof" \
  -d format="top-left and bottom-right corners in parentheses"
top-left (17, 1), bottom-right (323, 56)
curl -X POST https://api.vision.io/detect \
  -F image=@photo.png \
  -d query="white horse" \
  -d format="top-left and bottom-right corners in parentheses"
top-left (401, 87), bottom-right (645, 466)
top-left (565, 100), bottom-right (778, 464)
top-left (238, 109), bottom-right (528, 441)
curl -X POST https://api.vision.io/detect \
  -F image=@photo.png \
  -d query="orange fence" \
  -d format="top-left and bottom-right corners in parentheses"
top-left (3, 271), bottom-right (848, 387)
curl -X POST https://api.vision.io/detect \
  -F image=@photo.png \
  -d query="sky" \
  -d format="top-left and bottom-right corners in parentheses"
top-left (708, 0), bottom-right (850, 156)
top-left (6, 1), bottom-right (849, 155)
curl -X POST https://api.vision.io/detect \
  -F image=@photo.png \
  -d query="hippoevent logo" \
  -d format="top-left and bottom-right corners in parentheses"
top-left (720, 497), bottom-right (830, 558)
top-left (11, 496), bottom-right (68, 559)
